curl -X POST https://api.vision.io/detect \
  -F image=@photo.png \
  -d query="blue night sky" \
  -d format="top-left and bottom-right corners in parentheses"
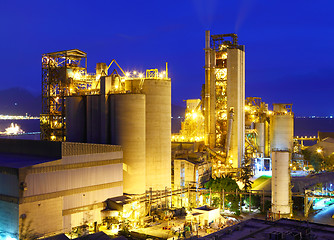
top-left (1, 0), bottom-right (334, 116)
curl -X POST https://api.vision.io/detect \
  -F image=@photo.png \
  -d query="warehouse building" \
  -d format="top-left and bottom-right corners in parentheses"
top-left (0, 139), bottom-right (123, 238)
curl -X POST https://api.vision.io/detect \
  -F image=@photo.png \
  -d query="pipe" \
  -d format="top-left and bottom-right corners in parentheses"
top-left (225, 108), bottom-right (234, 159)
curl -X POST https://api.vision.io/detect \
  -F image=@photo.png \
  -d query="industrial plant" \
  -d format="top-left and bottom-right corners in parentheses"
top-left (1, 30), bottom-right (334, 240)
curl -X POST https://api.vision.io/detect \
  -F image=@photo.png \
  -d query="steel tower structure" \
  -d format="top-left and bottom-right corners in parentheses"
top-left (41, 49), bottom-right (94, 141)
top-left (203, 31), bottom-right (245, 169)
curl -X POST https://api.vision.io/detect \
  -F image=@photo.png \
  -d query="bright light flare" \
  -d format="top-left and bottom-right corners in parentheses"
top-left (316, 148), bottom-right (323, 154)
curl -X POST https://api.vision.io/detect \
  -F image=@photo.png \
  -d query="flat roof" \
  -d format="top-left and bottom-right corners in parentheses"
top-left (0, 139), bottom-right (122, 169)
top-left (0, 153), bottom-right (58, 169)
top-left (200, 218), bottom-right (334, 239)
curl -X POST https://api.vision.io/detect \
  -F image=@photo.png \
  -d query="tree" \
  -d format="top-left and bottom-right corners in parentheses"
top-left (302, 149), bottom-right (334, 172)
top-left (19, 219), bottom-right (38, 240)
top-left (204, 176), bottom-right (240, 214)
top-left (204, 176), bottom-right (239, 192)
top-left (302, 149), bottom-right (323, 172)
top-left (239, 157), bottom-right (254, 191)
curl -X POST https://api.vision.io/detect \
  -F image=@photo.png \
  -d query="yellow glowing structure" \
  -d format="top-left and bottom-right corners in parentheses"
top-left (244, 97), bottom-right (270, 159)
top-left (316, 147), bottom-right (323, 154)
top-left (41, 49), bottom-right (169, 141)
top-left (172, 99), bottom-right (205, 142)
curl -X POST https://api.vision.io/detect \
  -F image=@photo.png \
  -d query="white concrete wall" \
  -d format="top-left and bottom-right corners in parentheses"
top-left (24, 164), bottom-right (123, 197)
top-left (63, 186), bottom-right (122, 210)
top-left (270, 114), bottom-right (294, 152)
top-left (227, 48), bottom-right (245, 168)
top-left (20, 197), bottom-right (63, 237)
top-left (271, 151), bottom-right (291, 216)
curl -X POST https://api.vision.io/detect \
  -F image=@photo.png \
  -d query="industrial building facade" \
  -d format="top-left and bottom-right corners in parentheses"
top-left (0, 139), bottom-right (123, 238)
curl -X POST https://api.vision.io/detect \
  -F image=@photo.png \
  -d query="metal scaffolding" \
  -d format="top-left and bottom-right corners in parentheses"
top-left (41, 49), bottom-right (94, 141)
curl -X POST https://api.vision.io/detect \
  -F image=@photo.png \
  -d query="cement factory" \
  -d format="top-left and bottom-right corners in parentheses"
top-left (1, 30), bottom-right (334, 240)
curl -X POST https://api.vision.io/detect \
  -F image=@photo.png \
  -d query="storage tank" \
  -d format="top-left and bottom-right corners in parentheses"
top-left (271, 151), bottom-right (291, 218)
top-left (142, 78), bottom-right (171, 190)
top-left (86, 95), bottom-right (102, 143)
top-left (270, 114), bottom-right (294, 151)
top-left (110, 94), bottom-right (146, 194)
top-left (255, 122), bottom-right (265, 156)
top-left (66, 96), bottom-right (86, 142)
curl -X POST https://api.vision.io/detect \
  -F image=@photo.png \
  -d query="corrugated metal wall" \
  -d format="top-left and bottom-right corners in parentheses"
top-left (24, 164), bottom-right (123, 197)
top-left (63, 186), bottom-right (122, 210)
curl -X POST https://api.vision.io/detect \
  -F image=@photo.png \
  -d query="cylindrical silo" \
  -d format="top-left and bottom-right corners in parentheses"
top-left (255, 122), bottom-right (265, 156)
top-left (86, 95), bottom-right (101, 143)
top-left (142, 78), bottom-right (171, 190)
top-left (110, 94), bottom-right (146, 194)
top-left (270, 114), bottom-right (294, 151)
top-left (66, 96), bottom-right (86, 142)
top-left (271, 151), bottom-right (291, 218)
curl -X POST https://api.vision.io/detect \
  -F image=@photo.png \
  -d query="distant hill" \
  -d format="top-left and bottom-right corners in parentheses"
top-left (0, 87), bottom-right (40, 116)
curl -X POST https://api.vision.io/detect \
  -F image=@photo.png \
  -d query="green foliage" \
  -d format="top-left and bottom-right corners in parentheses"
top-left (205, 176), bottom-right (241, 215)
top-left (244, 194), bottom-right (261, 209)
top-left (302, 149), bottom-right (334, 172)
top-left (118, 224), bottom-right (130, 238)
top-left (204, 176), bottom-right (240, 192)
top-left (302, 149), bottom-right (323, 172)
top-left (19, 219), bottom-right (38, 240)
top-left (324, 153), bottom-right (334, 171)
top-left (239, 157), bottom-right (254, 191)
top-left (212, 197), bottom-right (221, 208)
top-left (261, 200), bottom-right (271, 213)
top-left (292, 196), bottom-right (304, 211)
top-left (227, 194), bottom-right (240, 215)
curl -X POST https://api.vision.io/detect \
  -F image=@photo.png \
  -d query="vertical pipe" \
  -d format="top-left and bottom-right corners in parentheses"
top-left (204, 30), bottom-right (215, 148)
top-left (225, 108), bottom-right (234, 159)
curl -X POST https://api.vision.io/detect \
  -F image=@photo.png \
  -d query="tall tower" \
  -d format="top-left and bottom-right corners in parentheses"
top-left (203, 31), bottom-right (245, 168)
top-left (270, 103), bottom-right (294, 218)
top-left (41, 49), bottom-right (95, 141)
